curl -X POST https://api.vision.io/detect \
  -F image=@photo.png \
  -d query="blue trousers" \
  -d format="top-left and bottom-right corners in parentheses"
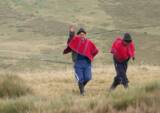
top-left (74, 61), bottom-right (92, 85)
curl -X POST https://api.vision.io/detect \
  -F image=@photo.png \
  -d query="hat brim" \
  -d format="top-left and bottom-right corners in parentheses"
top-left (77, 31), bottom-right (86, 35)
top-left (124, 40), bottom-right (132, 43)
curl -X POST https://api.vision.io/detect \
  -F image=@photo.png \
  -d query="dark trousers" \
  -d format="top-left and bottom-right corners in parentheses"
top-left (74, 58), bottom-right (92, 95)
top-left (110, 57), bottom-right (129, 90)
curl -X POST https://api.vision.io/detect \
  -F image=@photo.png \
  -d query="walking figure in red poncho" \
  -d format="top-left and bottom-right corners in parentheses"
top-left (63, 26), bottom-right (99, 95)
top-left (109, 33), bottom-right (135, 90)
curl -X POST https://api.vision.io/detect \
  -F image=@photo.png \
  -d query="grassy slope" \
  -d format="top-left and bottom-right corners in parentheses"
top-left (0, 0), bottom-right (160, 72)
top-left (0, 0), bottom-right (160, 113)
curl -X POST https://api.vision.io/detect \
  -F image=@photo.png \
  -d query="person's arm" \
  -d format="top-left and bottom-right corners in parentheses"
top-left (91, 44), bottom-right (99, 57)
top-left (67, 25), bottom-right (75, 44)
top-left (63, 25), bottom-right (76, 54)
top-left (110, 39), bottom-right (117, 54)
top-left (63, 46), bottom-right (72, 54)
top-left (110, 37), bottom-right (121, 55)
top-left (130, 41), bottom-right (135, 61)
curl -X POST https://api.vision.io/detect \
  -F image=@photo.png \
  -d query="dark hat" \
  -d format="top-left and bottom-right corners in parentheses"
top-left (123, 33), bottom-right (132, 43)
top-left (77, 28), bottom-right (86, 35)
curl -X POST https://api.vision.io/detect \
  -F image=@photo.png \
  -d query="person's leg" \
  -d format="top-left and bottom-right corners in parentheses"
top-left (123, 62), bottom-right (129, 89)
top-left (83, 65), bottom-right (92, 87)
top-left (109, 58), bottom-right (120, 91)
top-left (113, 57), bottom-right (118, 74)
top-left (120, 61), bottom-right (129, 88)
top-left (78, 82), bottom-right (85, 95)
top-left (122, 76), bottom-right (129, 89)
top-left (110, 58), bottom-right (129, 91)
top-left (123, 59), bottom-right (129, 73)
top-left (110, 76), bottom-right (120, 91)
top-left (123, 82), bottom-right (128, 89)
top-left (74, 66), bottom-right (85, 95)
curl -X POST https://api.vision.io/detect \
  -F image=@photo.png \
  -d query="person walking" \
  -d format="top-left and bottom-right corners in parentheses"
top-left (63, 27), bottom-right (99, 95)
top-left (109, 33), bottom-right (135, 90)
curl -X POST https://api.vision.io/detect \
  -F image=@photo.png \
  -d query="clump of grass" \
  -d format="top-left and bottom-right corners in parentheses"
top-left (92, 96), bottom-right (111, 113)
top-left (89, 99), bottom-right (98, 110)
top-left (47, 94), bottom-right (74, 113)
top-left (111, 91), bottom-right (137, 110)
top-left (0, 96), bottom-right (35, 113)
top-left (111, 81), bottom-right (160, 111)
top-left (0, 74), bottom-right (32, 98)
top-left (144, 81), bottom-right (160, 92)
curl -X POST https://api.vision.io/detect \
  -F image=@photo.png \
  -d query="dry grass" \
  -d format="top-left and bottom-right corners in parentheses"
top-left (0, 0), bottom-right (160, 112)
top-left (0, 73), bottom-right (32, 98)
top-left (10, 65), bottom-right (158, 113)
top-left (0, 65), bottom-right (160, 113)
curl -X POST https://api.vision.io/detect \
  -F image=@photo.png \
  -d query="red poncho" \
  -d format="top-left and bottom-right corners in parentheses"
top-left (63, 36), bottom-right (99, 61)
top-left (110, 37), bottom-right (135, 62)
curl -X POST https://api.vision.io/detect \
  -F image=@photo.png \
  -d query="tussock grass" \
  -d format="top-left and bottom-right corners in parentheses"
top-left (0, 74), bottom-right (32, 98)
top-left (0, 96), bottom-right (36, 113)
top-left (32, 80), bottom-right (160, 113)
top-left (14, 65), bottom-right (159, 113)
top-left (0, 66), bottom-right (159, 113)
top-left (110, 81), bottom-right (160, 111)
top-left (144, 81), bottom-right (160, 92)
top-left (0, 74), bottom-right (35, 113)
top-left (0, 0), bottom-right (160, 112)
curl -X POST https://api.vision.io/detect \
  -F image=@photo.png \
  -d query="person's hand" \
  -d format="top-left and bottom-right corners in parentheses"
top-left (63, 47), bottom-right (72, 54)
top-left (69, 25), bottom-right (75, 32)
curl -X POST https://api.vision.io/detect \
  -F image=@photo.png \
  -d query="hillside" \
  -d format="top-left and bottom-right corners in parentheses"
top-left (0, 0), bottom-right (160, 113)
top-left (0, 0), bottom-right (160, 72)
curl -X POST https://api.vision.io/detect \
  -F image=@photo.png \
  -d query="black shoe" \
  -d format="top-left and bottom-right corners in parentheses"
top-left (109, 86), bottom-right (114, 92)
top-left (123, 83), bottom-right (128, 89)
top-left (109, 84), bottom-right (117, 92)
top-left (78, 83), bottom-right (85, 96)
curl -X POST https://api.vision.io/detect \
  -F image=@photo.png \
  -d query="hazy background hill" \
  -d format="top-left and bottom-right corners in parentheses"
top-left (0, 0), bottom-right (160, 72)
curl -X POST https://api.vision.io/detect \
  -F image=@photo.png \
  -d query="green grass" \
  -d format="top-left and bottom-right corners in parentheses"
top-left (110, 81), bottom-right (160, 111)
top-left (144, 81), bottom-right (160, 92)
top-left (48, 81), bottom-right (160, 113)
top-left (0, 0), bottom-right (160, 113)
top-left (0, 74), bottom-right (35, 113)
top-left (0, 96), bottom-right (36, 113)
top-left (0, 74), bottom-right (32, 98)
top-left (0, 71), bottom-right (159, 113)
